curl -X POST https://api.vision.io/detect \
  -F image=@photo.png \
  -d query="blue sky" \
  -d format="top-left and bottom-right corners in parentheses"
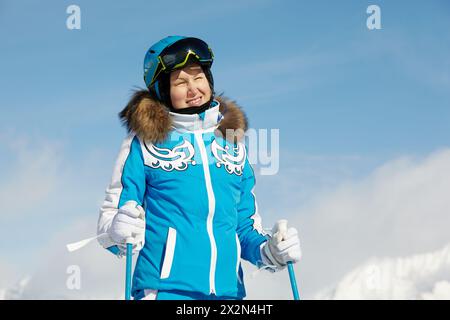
top-left (1, 0), bottom-right (449, 156)
top-left (0, 0), bottom-right (449, 298)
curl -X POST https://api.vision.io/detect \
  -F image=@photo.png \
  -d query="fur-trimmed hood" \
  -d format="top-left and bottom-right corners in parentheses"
top-left (119, 90), bottom-right (249, 143)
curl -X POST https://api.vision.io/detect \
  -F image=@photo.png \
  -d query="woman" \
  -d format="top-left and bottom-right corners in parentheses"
top-left (97, 36), bottom-right (301, 300)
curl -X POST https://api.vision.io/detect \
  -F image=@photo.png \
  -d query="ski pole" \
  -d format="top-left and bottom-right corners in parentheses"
top-left (125, 240), bottom-right (133, 300)
top-left (276, 220), bottom-right (300, 300)
top-left (287, 262), bottom-right (300, 300)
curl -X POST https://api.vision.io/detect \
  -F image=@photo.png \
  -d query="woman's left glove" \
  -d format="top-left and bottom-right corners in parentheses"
top-left (107, 200), bottom-right (146, 255)
top-left (261, 219), bottom-right (302, 270)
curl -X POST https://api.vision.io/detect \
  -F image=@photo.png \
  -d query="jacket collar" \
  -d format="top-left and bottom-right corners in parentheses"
top-left (169, 100), bottom-right (223, 132)
top-left (119, 91), bottom-right (248, 143)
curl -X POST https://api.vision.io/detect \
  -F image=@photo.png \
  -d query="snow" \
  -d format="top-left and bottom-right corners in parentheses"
top-left (1, 276), bottom-right (31, 300)
top-left (315, 243), bottom-right (450, 299)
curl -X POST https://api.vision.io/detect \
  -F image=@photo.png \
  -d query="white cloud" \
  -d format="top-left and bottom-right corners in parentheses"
top-left (6, 218), bottom-right (126, 299)
top-left (245, 148), bottom-right (450, 299)
top-left (2, 146), bottom-right (450, 300)
top-left (0, 131), bottom-right (122, 299)
top-left (422, 281), bottom-right (450, 300)
top-left (2, 276), bottom-right (31, 300)
top-left (0, 129), bottom-right (119, 277)
top-left (0, 259), bottom-right (21, 293)
top-left (0, 132), bottom-right (63, 219)
top-left (315, 243), bottom-right (450, 299)
top-left (291, 148), bottom-right (450, 298)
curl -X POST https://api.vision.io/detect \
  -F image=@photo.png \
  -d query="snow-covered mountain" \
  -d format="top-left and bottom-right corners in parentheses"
top-left (2, 244), bottom-right (450, 300)
top-left (315, 243), bottom-right (450, 299)
top-left (1, 276), bottom-right (31, 300)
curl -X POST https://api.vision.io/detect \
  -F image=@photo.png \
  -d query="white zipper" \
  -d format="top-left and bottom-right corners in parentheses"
top-left (194, 132), bottom-right (217, 295)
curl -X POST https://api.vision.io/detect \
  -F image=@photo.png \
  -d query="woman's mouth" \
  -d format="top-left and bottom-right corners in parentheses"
top-left (187, 96), bottom-right (202, 107)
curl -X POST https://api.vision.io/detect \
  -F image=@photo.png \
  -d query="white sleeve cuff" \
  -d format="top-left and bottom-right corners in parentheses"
top-left (259, 242), bottom-right (285, 273)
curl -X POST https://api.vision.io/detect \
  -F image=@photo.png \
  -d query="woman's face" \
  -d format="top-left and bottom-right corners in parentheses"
top-left (169, 63), bottom-right (212, 110)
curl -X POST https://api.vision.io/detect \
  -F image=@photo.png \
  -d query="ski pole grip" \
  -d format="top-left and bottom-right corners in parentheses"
top-left (276, 219), bottom-right (288, 242)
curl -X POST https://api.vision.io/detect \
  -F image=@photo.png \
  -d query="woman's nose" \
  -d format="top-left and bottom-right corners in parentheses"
top-left (187, 82), bottom-right (199, 96)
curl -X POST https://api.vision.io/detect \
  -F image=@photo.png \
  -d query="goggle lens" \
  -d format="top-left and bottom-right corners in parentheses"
top-left (150, 38), bottom-right (213, 86)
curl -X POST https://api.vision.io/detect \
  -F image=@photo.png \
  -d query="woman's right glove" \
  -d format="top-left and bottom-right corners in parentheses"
top-left (107, 200), bottom-right (146, 255)
top-left (261, 219), bottom-right (302, 271)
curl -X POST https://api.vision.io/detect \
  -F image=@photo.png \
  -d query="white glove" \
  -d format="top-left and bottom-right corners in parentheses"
top-left (108, 200), bottom-right (146, 255)
top-left (261, 219), bottom-right (302, 270)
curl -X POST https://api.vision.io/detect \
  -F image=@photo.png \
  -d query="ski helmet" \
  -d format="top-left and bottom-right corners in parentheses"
top-left (143, 36), bottom-right (214, 107)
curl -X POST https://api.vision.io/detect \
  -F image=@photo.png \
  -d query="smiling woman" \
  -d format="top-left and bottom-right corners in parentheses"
top-left (96, 35), bottom-right (302, 301)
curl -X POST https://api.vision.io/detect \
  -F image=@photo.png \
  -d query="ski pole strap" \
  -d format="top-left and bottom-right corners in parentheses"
top-left (66, 233), bottom-right (110, 252)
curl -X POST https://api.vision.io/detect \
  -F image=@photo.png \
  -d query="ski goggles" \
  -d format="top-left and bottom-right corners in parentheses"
top-left (147, 37), bottom-right (214, 87)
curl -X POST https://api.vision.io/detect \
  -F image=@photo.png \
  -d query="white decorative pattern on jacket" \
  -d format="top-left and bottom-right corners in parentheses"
top-left (143, 140), bottom-right (196, 171)
top-left (211, 140), bottom-right (246, 176)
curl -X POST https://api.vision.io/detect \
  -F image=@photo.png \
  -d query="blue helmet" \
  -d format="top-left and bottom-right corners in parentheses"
top-left (143, 36), bottom-right (214, 104)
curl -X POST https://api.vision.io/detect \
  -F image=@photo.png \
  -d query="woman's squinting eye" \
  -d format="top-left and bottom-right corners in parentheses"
top-left (174, 80), bottom-right (186, 86)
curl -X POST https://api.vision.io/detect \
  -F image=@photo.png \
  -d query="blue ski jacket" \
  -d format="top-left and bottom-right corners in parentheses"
top-left (97, 94), bottom-right (268, 299)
